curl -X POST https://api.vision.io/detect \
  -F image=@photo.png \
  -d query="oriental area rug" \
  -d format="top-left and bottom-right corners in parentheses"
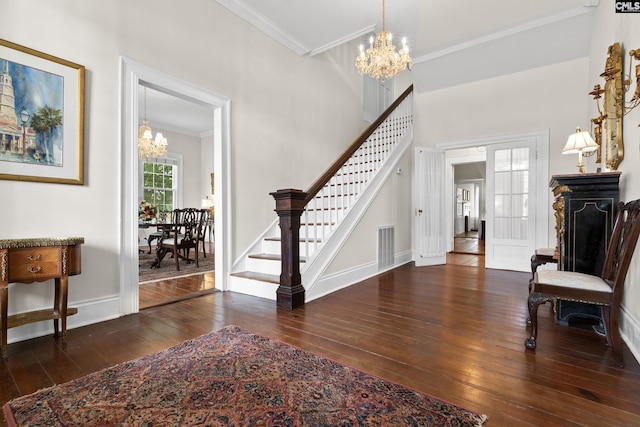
top-left (3, 326), bottom-right (487, 427)
top-left (138, 247), bottom-right (214, 284)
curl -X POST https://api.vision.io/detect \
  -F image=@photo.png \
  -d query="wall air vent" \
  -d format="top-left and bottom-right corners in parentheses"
top-left (378, 226), bottom-right (395, 269)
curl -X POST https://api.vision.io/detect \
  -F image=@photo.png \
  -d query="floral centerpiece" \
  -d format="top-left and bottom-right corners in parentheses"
top-left (139, 200), bottom-right (157, 220)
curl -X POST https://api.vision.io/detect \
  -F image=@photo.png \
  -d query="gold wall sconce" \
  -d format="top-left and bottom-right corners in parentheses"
top-left (589, 43), bottom-right (640, 171)
top-left (625, 49), bottom-right (640, 113)
top-left (589, 43), bottom-right (640, 170)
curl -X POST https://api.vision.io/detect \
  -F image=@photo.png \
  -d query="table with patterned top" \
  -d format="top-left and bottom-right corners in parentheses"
top-left (0, 237), bottom-right (84, 358)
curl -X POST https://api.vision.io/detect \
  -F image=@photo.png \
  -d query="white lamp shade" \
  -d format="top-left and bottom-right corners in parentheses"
top-left (155, 133), bottom-right (168, 146)
top-left (201, 197), bottom-right (214, 208)
top-left (562, 127), bottom-right (598, 154)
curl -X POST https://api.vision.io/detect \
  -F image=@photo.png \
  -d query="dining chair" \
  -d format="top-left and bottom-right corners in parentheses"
top-left (525, 199), bottom-right (640, 364)
top-left (195, 209), bottom-right (209, 258)
top-left (147, 208), bottom-right (182, 253)
top-left (153, 208), bottom-right (199, 271)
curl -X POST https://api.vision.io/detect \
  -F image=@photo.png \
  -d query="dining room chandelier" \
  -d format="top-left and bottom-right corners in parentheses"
top-left (355, 0), bottom-right (411, 81)
top-left (138, 86), bottom-right (168, 160)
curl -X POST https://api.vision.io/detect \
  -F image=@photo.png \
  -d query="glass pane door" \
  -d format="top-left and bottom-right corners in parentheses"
top-left (485, 141), bottom-right (536, 272)
top-left (494, 147), bottom-right (529, 240)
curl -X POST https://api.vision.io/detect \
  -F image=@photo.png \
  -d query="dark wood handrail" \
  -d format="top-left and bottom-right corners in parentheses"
top-left (304, 84), bottom-right (414, 204)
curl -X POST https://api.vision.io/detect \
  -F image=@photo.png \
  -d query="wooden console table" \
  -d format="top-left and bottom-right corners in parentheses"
top-left (0, 237), bottom-right (84, 359)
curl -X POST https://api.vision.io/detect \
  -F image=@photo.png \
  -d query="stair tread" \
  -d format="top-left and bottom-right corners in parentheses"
top-left (231, 271), bottom-right (280, 284)
top-left (249, 253), bottom-right (306, 262)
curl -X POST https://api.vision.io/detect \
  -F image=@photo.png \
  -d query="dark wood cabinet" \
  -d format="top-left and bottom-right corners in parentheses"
top-left (549, 172), bottom-right (621, 325)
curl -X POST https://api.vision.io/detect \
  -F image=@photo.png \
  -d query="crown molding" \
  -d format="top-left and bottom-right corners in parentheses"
top-left (413, 5), bottom-right (596, 64)
top-left (308, 25), bottom-right (376, 56)
top-left (217, 0), bottom-right (310, 55)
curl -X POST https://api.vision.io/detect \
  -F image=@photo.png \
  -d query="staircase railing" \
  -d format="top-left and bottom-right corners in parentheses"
top-left (271, 84), bottom-right (414, 309)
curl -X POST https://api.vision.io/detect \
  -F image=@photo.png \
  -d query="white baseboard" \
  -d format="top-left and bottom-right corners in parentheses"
top-left (307, 250), bottom-right (413, 302)
top-left (6, 295), bottom-right (121, 345)
top-left (620, 304), bottom-right (640, 365)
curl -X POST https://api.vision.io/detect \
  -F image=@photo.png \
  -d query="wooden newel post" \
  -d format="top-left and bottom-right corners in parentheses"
top-left (270, 188), bottom-right (307, 309)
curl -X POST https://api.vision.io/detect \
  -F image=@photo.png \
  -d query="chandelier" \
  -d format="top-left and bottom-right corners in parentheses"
top-left (355, 0), bottom-right (411, 81)
top-left (138, 86), bottom-right (168, 160)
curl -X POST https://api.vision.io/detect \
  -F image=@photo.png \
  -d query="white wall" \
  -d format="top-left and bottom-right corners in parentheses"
top-left (587, 4), bottom-right (640, 357)
top-left (0, 0), bottom-right (364, 342)
top-left (324, 147), bottom-right (413, 275)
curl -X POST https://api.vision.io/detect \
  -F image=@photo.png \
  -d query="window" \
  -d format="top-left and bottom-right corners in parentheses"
top-left (139, 154), bottom-right (182, 213)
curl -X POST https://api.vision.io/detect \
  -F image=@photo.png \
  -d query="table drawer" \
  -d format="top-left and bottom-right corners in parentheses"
top-left (8, 248), bottom-right (61, 282)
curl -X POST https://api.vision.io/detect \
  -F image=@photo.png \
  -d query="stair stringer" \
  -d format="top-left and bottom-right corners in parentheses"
top-left (302, 127), bottom-right (414, 302)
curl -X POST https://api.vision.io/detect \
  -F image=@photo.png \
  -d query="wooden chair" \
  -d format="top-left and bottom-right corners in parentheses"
top-left (195, 209), bottom-right (209, 258)
top-left (147, 209), bottom-right (182, 254)
top-left (525, 199), bottom-right (640, 364)
top-left (152, 208), bottom-right (200, 271)
top-left (530, 247), bottom-right (557, 280)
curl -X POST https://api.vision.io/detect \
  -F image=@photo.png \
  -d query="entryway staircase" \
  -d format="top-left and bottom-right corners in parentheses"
top-left (229, 85), bottom-right (414, 302)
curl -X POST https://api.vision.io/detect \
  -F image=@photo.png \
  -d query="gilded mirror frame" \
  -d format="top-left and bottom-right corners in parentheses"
top-left (601, 42), bottom-right (624, 170)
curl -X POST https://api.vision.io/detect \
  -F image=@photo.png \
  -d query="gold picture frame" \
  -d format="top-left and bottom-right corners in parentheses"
top-left (0, 39), bottom-right (85, 184)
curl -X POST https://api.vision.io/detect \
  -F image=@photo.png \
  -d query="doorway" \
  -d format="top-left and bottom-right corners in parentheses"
top-left (135, 83), bottom-right (216, 308)
top-left (120, 57), bottom-right (232, 315)
top-left (452, 164), bottom-right (485, 257)
top-left (435, 130), bottom-right (550, 272)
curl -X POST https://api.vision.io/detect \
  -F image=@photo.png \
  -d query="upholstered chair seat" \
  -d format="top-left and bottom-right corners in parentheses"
top-left (525, 199), bottom-right (640, 365)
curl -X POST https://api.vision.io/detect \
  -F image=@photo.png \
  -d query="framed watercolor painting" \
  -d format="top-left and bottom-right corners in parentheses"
top-left (0, 39), bottom-right (84, 184)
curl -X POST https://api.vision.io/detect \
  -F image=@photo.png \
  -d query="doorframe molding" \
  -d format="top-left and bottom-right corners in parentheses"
top-left (437, 129), bottom-right (550, 262)
top-left (119, 57), bottom-right (232, 315)
top-left (443, 151), bottom-right (486, 253)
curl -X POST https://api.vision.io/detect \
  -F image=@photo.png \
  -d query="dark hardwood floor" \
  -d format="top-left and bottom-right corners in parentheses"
top-left (139, 271), bottom-right (216, 309)
top-left (3, 262), bottom-right (640, 426)
top-left (139, 242), bottom-right (216, 309)
top-left (453, 230), bottom-right (485, 255)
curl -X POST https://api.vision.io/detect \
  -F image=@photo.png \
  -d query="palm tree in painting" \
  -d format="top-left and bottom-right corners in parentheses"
top-left (30, 105), bottom-right (62, 163)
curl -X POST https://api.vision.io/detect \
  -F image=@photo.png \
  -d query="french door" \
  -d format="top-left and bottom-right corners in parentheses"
top-left (485, 141), bottom-right (538, 271)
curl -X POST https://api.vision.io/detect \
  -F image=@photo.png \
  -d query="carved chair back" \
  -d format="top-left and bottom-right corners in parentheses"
top-left (177, 208), bottom-right (198, 245)
top-left (602, 199), bottom-right (640, 305)
top-left (195, 209), bottom-right (209, 250)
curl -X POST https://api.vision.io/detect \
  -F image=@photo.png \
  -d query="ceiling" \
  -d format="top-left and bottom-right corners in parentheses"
top-left (216, 0), bottom-right (594, 56)
top-left (142, 0), bottom-right (599, 135)
top-left (138, 85), bottom-right (214, 138)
